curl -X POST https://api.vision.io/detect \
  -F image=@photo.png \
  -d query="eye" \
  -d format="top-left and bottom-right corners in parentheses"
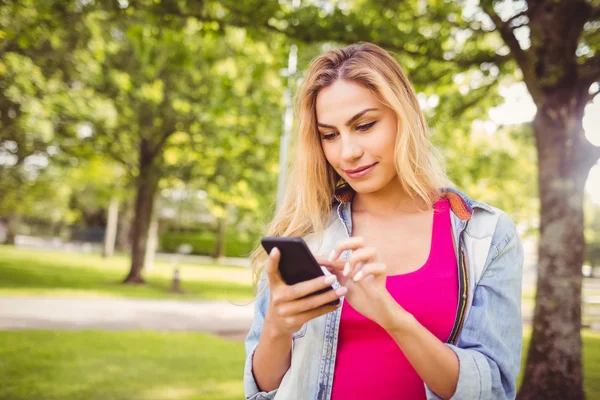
top-left (321, 132), bottom-right (338, 141)
top-left (356, 121), bottom-right (377, 131)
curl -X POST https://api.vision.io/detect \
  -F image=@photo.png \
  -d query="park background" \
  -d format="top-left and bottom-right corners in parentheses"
top-left (1, 0), bottom-right (599, 399)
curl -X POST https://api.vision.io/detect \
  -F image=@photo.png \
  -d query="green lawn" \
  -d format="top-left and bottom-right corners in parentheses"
top-left (0, 245), bottom-right (253, 301)
top-left (0, 329), bottom-right (598, 400)
top-left (0, 331), bottom-right (245, 400)
top-left (1, 246), bottom-right (599, 398)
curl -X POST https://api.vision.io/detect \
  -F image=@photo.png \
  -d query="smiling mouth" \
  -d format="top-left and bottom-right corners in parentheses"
top-left (344, 163), bottom-right (377, 174)
top-left (343, 162), bottom-right (378, 178)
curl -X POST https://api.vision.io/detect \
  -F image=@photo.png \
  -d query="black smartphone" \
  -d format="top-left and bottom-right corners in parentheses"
top-left (261, 236), bottom-right (339, 306)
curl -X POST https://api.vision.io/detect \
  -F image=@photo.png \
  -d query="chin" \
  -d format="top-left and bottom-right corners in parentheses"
top-left (346, 180), bottom-right (386, 195)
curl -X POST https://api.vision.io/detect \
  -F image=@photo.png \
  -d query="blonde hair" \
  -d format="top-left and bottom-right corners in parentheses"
top-left (250, 42), bottom-right (451, 291)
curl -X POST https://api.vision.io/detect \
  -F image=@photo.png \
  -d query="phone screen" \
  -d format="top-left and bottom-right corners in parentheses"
top-left (261, 236), bottom-right (339, 306)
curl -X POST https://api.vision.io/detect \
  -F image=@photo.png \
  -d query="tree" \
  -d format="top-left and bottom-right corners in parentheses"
top-left (0, 0), bottom-right (112, 243)
top-left (78, 2), bottom-right (286, 282)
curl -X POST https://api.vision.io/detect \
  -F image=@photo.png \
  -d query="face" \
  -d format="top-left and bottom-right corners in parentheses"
top-left (315, 79), bottom-right (399, 195)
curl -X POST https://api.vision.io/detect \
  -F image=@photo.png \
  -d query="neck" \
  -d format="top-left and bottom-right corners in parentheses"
top-left (352, 179), bottom-right (430, 216)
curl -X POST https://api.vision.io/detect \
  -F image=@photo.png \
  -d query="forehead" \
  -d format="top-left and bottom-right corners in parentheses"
top-left (315, 79), bottom-right (381, 124)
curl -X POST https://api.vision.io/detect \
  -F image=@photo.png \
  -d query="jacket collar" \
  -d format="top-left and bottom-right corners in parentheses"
top-left (334, 185), bottom-right (493, 221)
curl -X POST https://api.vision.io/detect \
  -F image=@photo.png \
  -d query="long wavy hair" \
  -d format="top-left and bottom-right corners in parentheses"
top-left (250, 42), bottom-right (452, 291)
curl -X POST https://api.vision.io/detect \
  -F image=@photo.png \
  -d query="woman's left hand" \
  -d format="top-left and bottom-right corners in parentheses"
top-left (317, 236), bottom-right (411, 330)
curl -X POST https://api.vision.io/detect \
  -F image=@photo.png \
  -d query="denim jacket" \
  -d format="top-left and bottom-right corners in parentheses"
top-left (244, 188), bottom-right (524, 400)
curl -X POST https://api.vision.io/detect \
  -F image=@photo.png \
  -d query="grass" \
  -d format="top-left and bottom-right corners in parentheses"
top-left (1, 246), bottom-right (599, 398)
top-left (0, 330), bottom-right (245, 400)
top-left (0, 329), bottom-right (598, 400)
top-left (0, 245), bottom-right (253, 301)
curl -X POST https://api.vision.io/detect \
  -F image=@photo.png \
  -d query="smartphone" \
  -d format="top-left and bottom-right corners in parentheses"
top-left (261, 236), bottom-right (339, 306)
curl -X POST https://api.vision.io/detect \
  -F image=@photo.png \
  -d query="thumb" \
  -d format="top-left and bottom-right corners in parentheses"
top-left (265, 247), bottom-right (283, 285)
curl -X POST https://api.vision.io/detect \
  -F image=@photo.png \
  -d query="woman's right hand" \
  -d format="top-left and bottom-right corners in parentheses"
top-left (263, 248), bottom-right (347, 338)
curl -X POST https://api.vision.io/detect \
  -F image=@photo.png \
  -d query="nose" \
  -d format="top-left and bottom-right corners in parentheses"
top-left (340, 134), bottom-right (363, 162)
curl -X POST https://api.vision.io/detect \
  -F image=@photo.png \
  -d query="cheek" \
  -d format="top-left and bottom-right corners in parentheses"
top-left (321, 142), bottom-right (338, 166)
top-left (373, 125), bottom-right (397, 160)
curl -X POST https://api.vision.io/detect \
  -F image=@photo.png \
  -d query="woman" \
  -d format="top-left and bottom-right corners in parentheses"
top-left (244, 42), bottom-right (523, 400)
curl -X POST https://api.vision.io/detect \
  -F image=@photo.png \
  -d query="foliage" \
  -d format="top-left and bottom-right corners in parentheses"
top-left (440, 122), bottom-right (539, 230)
top-left (159, 230), bottom-right (258, 258)
top-left (0, 0), bottom-right (114, 221)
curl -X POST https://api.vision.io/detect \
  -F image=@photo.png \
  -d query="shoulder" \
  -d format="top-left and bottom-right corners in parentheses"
top-left (441, 187), bottom-right (517, 239)
top-left (453, 189), bottom-right (522, 269)
top-left (442, 187), bottom-right (520, 258)
top-left (471, 203), bottom-right (517, 243)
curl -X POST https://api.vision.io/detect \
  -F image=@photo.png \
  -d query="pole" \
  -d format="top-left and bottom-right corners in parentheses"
top-left (103, 196), bottom-right (119, 258)
top-left (276, 43), bottom-right (298, 210)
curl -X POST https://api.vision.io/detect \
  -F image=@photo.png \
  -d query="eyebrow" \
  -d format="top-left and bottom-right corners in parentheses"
top-left (317, 108), bottom-right (379, 129)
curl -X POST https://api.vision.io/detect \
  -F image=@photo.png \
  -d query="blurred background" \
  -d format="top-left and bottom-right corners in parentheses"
top-left (0, 0), bottom-right (598, 399)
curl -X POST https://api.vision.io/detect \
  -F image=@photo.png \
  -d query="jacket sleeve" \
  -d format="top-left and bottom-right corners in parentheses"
top-left (243, 278), bottom-right (279, 400)
top-left (426, 214), bottom-right (524, 400)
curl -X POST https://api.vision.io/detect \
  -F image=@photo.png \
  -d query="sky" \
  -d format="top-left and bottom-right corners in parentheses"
top-left (488, 83), bottom-right (600, 204)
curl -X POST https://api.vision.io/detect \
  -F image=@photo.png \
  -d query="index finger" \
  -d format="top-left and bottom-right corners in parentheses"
top-left (265, 247), bottom-right (284, 286)
top-left (315, 256), bottom-right (346, 271)
top-left (327, 236), bottom-right (365, 262)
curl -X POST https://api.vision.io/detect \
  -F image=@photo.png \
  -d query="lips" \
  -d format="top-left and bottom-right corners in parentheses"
top-left (344, 162), bottom-right (378, 179)
top-left (345, 163), bottom-right (377, 174)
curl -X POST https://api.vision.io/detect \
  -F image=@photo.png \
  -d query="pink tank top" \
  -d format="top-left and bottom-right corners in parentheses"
top-left (331, 198), bottom-right (458, 400)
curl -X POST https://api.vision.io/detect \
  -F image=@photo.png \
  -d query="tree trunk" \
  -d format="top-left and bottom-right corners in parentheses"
top-left (103, 197), bottom-right (119, 258)
top-left (123, 140), bottom-right (160, 284)
top-left (116, 198), bottom-right (132, 252)
top-left (214, 216), bottom-right (226, 261)
top-left (518, 88), bottom-right (597, 400)
top-left (143, 200), bottom-right (159, 272)
top-left (4, 211), bottom-right (18, 245)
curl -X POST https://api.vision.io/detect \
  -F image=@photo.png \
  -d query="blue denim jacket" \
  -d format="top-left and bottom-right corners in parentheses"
top-left (244, 188), bottom-right (524, 400)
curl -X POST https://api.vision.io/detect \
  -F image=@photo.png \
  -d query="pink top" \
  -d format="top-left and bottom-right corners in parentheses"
top-left (331, 198), bottom-right (458, 400)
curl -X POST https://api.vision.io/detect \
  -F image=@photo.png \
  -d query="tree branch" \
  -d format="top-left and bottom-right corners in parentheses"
top-left (588, 143), bottom-right (600, 166)
top-left (590, 6), bottom-right (600, 22)
top-left (126, 1), bottom-right (507, 69)
top-left (588, 85), bottom-right (600, 103)
top-left (506, 9), bottom-right (529, 29)
top-left (478, 1), bottom-right (545, 102)
top-left (510, 21), bottom-right (529, 30)
top-left (579, 54), bottom-right (600, 85)
top-left (479, 1), bottom-right (528, 68)
top-left (453, 81), bottom-right (499, 117)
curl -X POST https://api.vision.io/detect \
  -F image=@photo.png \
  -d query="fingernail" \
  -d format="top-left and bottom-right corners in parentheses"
top-left (324, 275), bottom-right (336, 284)
top-left (335, 287), bottom-right (347, 296)
top-left (343, 262), bottom-right (350, 277)
top-left (353, 271), bottom-right (363, 282)
top-left (270, 248), bottom-right (279, 257)
top-left (328, 249), bottom-right (336, 262)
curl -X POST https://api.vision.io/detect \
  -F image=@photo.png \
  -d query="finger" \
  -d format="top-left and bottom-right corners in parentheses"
top-left (295, 300), bottom-right (343, 325)
top-left (347, 261), bottom-right (364, 280)
top-left (344, 247), bottom-right (377, 277)
top-left (279, 274), bottom-right (338, 302)
top-left (323, 265), bottom-right (344, 281)
top-left (327, 236), bottom-right (365, 262)
top-left (265, 248), bottom-right (284, 286)
top-left (315, 256), bottom-right (346, 271)
top-left (279, 286), bottom-right (347, 316)
top-left (353, 263), bottom-right (387, 282)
